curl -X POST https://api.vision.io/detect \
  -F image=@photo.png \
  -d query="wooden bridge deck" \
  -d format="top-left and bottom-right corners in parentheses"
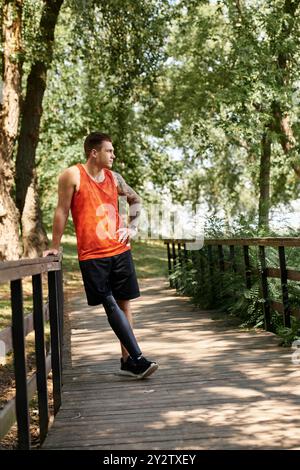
top-left (43, 278), bottom-right (300, 450)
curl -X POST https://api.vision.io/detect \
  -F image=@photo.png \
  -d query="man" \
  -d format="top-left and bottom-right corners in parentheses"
top-left (43, 132), bottom-right (158, 379)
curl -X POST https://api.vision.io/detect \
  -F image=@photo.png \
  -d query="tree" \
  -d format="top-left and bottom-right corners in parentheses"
top-left (230, 0), bottom-right (300, 228)
top-left (151, 0), bottom-right (300, 231)
top-left (0, 0), bottom-right (23, 260)
top-left (37, 0), bottom-right (171, 226)
top-left (0, 0), bottom-right (171, 258)
top-left (15, 0), bottom-right (64, 257)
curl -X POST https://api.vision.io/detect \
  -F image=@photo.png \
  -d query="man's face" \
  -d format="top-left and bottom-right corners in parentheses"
top-left (92, 141), bottom-right (115, 169)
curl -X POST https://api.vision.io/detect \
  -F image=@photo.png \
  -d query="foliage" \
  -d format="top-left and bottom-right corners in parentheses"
top-left (34, 0), bottom-right (172, 228)
top-left (150, 0), bottom-right (300, 224)
top-left (277, 317), bottom-right (300, 347)
top-left (2, 0), bottom-right (300, 257)
top-left (170, 228), bottom-right (300, 345)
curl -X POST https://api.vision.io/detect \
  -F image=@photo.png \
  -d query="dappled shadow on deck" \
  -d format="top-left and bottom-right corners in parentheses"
top-left (43, 278), bottom-right (300, 450)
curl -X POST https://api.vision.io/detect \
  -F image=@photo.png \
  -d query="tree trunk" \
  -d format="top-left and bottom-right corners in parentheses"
top-left (15, 60), bottom-right (49, 257)
top-left (258, 0), bottom-right (300, 231)
top-left (21, 171), bottom-right (49, 257)
top-left (258, 131), bottom-right (271, 230)
top-left (272, 100), bottom-right (300, 177)
top-left (272, 0), bottom-right (300, 177)
top-left (0, 0), bottom-right (23, 260)
top-left (15, 0), bottom-right (64, 257)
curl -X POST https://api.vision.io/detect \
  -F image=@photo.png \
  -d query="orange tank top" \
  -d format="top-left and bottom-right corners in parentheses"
top-left (71, 164), bottom-right (131, 261)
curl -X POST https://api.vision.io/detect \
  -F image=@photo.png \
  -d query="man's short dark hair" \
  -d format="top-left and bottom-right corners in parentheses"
top-left (84, 132), bottom-right (112, 157)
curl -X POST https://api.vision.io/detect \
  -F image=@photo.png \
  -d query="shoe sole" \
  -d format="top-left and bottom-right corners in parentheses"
top-left (116, 363), bottom-right (159, 380)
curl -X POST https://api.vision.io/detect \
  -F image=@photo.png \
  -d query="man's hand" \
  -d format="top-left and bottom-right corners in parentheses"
top-left (43, 248), bottom-right (60, 257)
top-left (116, 227), bottom-right (138, 244)
top-left (113, 172), bottom-right (142, 234)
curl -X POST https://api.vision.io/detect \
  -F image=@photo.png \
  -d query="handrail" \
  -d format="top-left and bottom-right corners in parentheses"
top-left (164, 237), bottom-right (300, 247)
top-left (0, 254), bottom-right (64, 449)
top-left (165, 238), bottom-right (300, 331)
top-left (204, 237), bottom-right (300, 247)
top-left (0, 254), bottom-right (62, 283)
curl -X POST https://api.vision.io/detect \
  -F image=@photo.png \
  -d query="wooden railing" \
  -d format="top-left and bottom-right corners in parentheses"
top-left (0, 255), bottom-right (64, 449)
top-left (165, 238), bottom-right (300, 331)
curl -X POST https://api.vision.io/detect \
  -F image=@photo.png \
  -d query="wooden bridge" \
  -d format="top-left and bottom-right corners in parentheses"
top-left (45, 277), bottom-right (300, 450)
top-left (1, 239), bottom-right (300, 449)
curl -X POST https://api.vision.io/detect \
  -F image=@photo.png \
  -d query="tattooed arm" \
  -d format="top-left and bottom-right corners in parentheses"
top-left (113, 172), bottom-right (142, 242)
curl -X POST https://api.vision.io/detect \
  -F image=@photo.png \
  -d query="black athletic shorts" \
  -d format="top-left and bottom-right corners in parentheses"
top-left (79, 250), bottom-right (140, 306)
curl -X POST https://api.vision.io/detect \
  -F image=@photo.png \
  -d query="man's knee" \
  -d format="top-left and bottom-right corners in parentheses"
top-left (102, 295), bottom-right (118, 313)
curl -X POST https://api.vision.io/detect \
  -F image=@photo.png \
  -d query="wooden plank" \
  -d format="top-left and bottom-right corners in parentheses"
top-left (55, 398), bottom-right (300, 420)
top-left (164, 238), bottom-right (300, 247)
top-left (204, 238), bottom-right (300, 247)
top-left (0, 253), bottom-right (62, 270)
top-left (43, 423), bottom-right (300, 449)
top-left (287, 269), bottom-right (300, 281)
top-left (0, 260), bottom-right (61, 283)
top-left (45, 421), bottom-right (300, 444)
top-left (270, 300), bottom-right (300, 319)
top-left (266, 267), bottom-right (300, 281)
top-left (54, 408), bottom-right (300, 426)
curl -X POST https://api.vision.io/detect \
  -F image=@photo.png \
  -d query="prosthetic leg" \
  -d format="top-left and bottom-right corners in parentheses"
top-left (102, 295), bottom-right (142, 360)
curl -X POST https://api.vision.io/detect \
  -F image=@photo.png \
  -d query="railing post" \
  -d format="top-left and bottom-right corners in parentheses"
top-left (172, 241), bottom-right (176, 270)
top-left (32, 273), bottom-right (49, 443)
top-left (172, 241), bottom-right (178, 289)
top-left (178, 243), bottom-right (182, 267)
top-left (48, 270), bottom-right (62, 415)
top-left (229, 245), bottom-right (237, 272)
top-left (56, 267), bottom-right (64, 369)
top-left (259, 246), bottom-right (271, 331)
top-left (166, 242), bottom-right (172, 287)
top-left (278, 246), bottom-right (291, 328)
top-left (10, 279), bottom-right (31, 450)
top-left (199, 251), bottom-right (205, 295)
top-left (183, 243), bottom-right (188, 265)
top-left (207, 245), bottom-right (214, 303)
top-left (218, 244), bottom-right (225, 272)
top-left (217, 244), bottom-right (225, 300)
top-left (243, 245), bottom-right (252, 288)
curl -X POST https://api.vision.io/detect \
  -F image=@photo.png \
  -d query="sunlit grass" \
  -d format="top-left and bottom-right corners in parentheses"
top-left (0, 279), bottom-right (37, 330)
top-left (0, 235), bottom-right (168, 330)
top-left (60, 234), bottom-right (168, 279)
top-left (131, 240), bottom-right (168, 278)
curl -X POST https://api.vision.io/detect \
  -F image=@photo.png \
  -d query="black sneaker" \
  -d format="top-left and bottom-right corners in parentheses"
top-left (119, 355), bottom-right (158, 379)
